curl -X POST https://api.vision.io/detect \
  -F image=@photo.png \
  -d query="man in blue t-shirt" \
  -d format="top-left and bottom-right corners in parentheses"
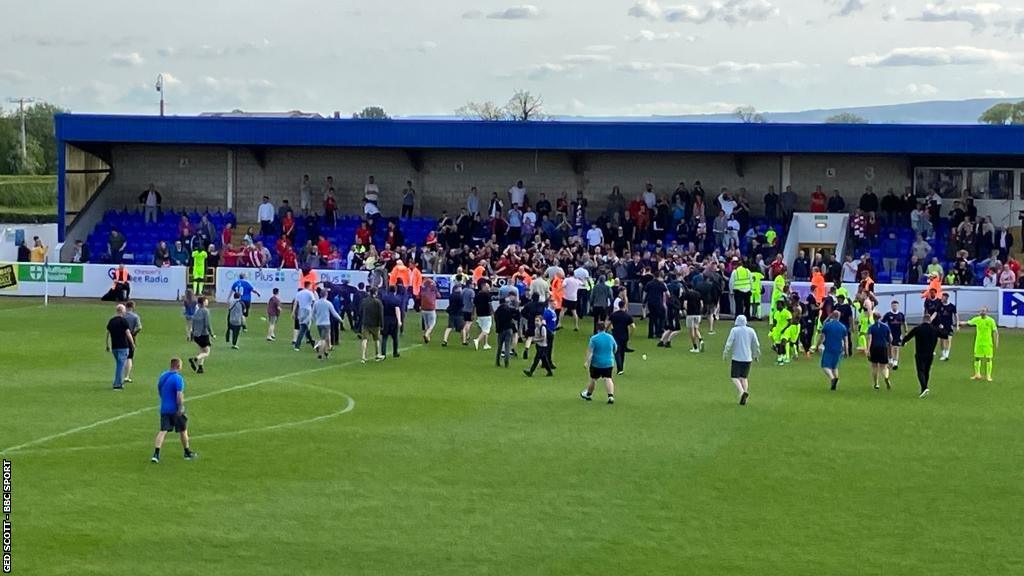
top-left (581, 322), bottom-right (618, 404)
top-left (543, 299), bottom-right (560, 367)
top-left (867, 312), bottom-right (893, 391)
top-left (816, 311), bottom-right (849, 392)
top-left (152, 358), bottom-right (195, 463)
top-left (229, 273), bottom-right (261, 331)
top-left (882, 300), bottom-right (906, 370)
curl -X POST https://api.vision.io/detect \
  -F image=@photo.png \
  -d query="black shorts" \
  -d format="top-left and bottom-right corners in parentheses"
top-left (890, 336), bottom-right (903, 347)
top-left (127, 346), bottom-right (136, 360)
top-left (730, 360), bottom-right (751, 379)
top-left (937, 325), bottom-right (953, 339)
top-left (241, 300), bottom-right (251, 317)
top-left (160, 412), bottom-right (188, 432)
top-left (193, 335), bottom-right (211, 348)
top-left (869, 347), bottom-right (890, 365)
top-left (563, 299), bottom-right (577, 313)
top-left (589, 366), bottom-right (613, 379)
top-left (448, 312), bottom-right (465, 330)
top-left (463, 311), bottom-right (473, 323)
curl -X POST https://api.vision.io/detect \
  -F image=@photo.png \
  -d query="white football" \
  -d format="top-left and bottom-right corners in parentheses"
top-left (642, 354), bottom-right (648, 360)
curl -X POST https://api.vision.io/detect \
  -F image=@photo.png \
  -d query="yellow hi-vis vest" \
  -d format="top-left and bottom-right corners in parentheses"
top-left (751, 271), bottom-right (764, 303)
top-left (733, 266), bottom-right (752, 292)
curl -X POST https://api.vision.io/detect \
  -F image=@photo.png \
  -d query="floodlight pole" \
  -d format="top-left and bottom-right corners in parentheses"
top-left (155, 74), bottom-right (165, 117)
top-left (7, 97), bottom-right (36, 159)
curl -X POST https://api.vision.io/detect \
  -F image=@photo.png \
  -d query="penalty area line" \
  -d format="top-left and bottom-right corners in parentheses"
top-left (0, 344), bottom-right (422, 455)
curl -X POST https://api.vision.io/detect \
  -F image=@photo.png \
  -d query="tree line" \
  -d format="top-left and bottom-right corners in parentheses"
top-left (0, 102), bottom-right (64, 175)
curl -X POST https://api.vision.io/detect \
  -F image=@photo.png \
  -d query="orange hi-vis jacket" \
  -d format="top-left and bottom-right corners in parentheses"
top-left (389, 263), bottom-right (412, 288)
top-left (551, 275), bottom-right (565, 309)
top-left (300, 269), bottom-right (319, 290)
top-left (921, 275), bottom-right (943, 299)
top-left (112, 267), bottom-right (129, 287)
top-left (810, 272), bottom-right (827, 304)
top-left (410, 267), bottom-right (423, 296)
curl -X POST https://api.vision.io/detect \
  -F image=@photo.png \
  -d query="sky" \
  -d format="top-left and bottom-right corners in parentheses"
top-left (2, 0), bottom-right (1024, 117)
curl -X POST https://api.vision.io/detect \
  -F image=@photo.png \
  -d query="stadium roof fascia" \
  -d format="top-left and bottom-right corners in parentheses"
top-left (55, 113), bottom-right (1024, 156)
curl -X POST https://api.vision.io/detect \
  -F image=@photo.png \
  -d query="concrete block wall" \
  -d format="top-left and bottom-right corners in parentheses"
top-left (96, 145), bottom-right (913, 223)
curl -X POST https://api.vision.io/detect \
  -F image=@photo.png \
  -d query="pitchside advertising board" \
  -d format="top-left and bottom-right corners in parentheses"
top-left (998, 289), bottom-right (1024, 328)
top-left (0, 263), bottom-right (185, 300)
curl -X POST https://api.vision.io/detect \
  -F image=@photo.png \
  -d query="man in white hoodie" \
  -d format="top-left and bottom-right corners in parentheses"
top-left (722, 315), bottom-right (760, 405)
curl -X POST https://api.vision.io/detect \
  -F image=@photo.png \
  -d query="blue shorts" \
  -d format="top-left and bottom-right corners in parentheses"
top-left (821, 351), bottom-right (841, 370)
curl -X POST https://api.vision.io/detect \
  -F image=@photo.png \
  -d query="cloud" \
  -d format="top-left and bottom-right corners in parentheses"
top-left (831, 0), bottom-right (867, 17)
top-left (0, 69), bottom-right (28, 84)
top-left (585, 44), bottom-right (617, 52)
top-left (617, 59), bottom-right (805, 75)
top-left (157, 39), bottom-right (271, 60)
top-left (417, 40), bottom-right (438, 53)
top-left (158, 73), bottom-right (182, 87)
top-left (487, 5), bottom-right (542, 19)
top-left (461, 9), bottom-right (484, 19)
top-left (983, 88), bottom-right (1008, 97)
top-left (524, 53), bottom-right (611, 79)
top-left (108, 52), bottom-right (145, 67)
top-left (627, 0), bottom-right (779, 25)
top-left (849, 45), bottom-right (1018, 67)
top-left (909, 2), bottom-right (1008, 31)
top-left (625, 29), bottom-right (697, 42)
top-left (902, 82), bottom-right (939, 96)
top-left (882, 5), bottom-right (898, 21)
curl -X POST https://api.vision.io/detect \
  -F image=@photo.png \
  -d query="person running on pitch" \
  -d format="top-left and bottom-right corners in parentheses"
top-left (817, 311), bottom-right (848, 391)
top-left (442, 282), bottom-right (465, 347)
top-left (866, 311), bottom-right (893, 391)
top-left (722, 315), bottom-right (760, 405)
top-left (881, 300), bottom-right (905, 370)
top-left (580, 321), bottom-right (617, 405)
top-left (683, 282), bottom-right (704, 353)
top-left (523, 315), bottom-right (554, 377)
top-left (902, 314), bottom-right (940, 398)
top-left (656, 289), bottom-right (683, 348)
top-left (958, 307), bottom-right (999, 381)
top-left (151, 358), bottom-right (196, 463)
top-left (188, 296), bottom-right (213, 374)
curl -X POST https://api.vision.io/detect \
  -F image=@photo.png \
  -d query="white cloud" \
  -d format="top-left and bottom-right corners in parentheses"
top-left (849, 46), bottom-right (1019, 67)
top-left (158, 73), bottom-right (182, 87)
top-left (561, 54), bottom-right (612, 64)
top-left (488, 5), bottom-right (542, 20)
top-left (831, 0), bottom-right (867, 18)
top-left (417, 40), bottom-right (438, 53)
top-left (108, 52), bottom-right (144, 67)
top-left (0, 69), bottom-right (28, 84)
top-left (584, 44), bottom-right (617, 52)
top-left (983, 88), bottom-right (1008, 97)
top-left (461, 9), bottom-right (483, 19)
top-left (524, 54), bottom-right (611, 79)
top-left (882, 5), bottom-right (898, 21)
top-left (909, 2), bottom-right (1008, 31)
top-left (625, 29), bottom-right (696, 42)
top-left (617, 59), bottom-right (805, 75)
top-left (627, 0), bottom-right (779, 25)
top-left (899, 82), bottom-right (939, 96)
top-left (158, 39), bottom-right (271, 60)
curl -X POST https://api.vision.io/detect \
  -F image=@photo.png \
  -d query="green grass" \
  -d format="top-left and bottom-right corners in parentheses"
top-left (0, 174), bottom-right (56, 212)
top-left (1, 300), bottom-right (1022, 575)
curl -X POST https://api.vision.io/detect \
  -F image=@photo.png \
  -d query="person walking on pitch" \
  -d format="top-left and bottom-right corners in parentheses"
top-left (959, 307), bottom-right (999, 381)
top-left (188, 297), bottom-right (213, 374)
top-left (722, 315), bottom-right (760, 405)
top-left (581, 322), bottom-right (618, 404)
top-left (866, 312), bottom-right (893, 391)
top-left (935, 293), bottom-right (958, 361)
top-left (152, 358), bottom-right (196, 463)
top-left (902, 315), bottom-right (940, 398)
top-left (817, 311), bottom-right (848, 391)
top-left (882, 300), bottom-right (905, 370)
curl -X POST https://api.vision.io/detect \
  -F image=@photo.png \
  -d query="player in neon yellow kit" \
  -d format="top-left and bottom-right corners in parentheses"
top-left (959, 307), bottom-right (999, 381)
top-left (770, 298), bottom-right (793, 365)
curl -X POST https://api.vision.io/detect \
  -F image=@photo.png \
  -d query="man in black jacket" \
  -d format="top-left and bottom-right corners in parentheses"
top-left (858, 186), bottom-right (879, 215)
top-left (903, 315), bottom-right (940, 398)
top-left (493, 297), bottom-right (516, 368)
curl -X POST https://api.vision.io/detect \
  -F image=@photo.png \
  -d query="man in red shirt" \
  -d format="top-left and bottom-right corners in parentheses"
top-left (420, 277), bottom-right (440, 343)
top-left (810, 185), bottom-right (827, 213)
top-left (316, 235), bottom-right (331, 259)
top-left (355, 222), bottom-right (372, 246)
top-left (279, 245), bottom-right (297, 270)
top-left (769, 254), bottom-right (787, 279)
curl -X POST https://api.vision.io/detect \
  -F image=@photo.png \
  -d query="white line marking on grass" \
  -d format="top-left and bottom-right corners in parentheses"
top-left (0, 344), bottom-right (422, 455)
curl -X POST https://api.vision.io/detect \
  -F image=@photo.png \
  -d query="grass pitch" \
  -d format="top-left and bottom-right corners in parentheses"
top-left (1, 299), bottom-right (1022, 575)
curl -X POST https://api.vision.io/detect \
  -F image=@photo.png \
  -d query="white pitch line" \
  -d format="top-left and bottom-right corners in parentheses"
top-left (0, 344), bottom-right (422, 455)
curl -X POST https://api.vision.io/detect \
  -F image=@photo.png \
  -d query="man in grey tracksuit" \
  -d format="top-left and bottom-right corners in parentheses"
top-left (226, 291), bottom-right (245, 349)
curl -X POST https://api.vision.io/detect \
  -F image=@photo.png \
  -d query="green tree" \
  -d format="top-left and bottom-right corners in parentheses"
top-left (353, 106), bottom-right (389, 120)
top-left (978, 101), bottom-right (1024, 125)
top-left (24, 102), bottom-right (64, 173)
top-left (825, 112), bottom-right (868, 124)
top-left (734, 106), bottom-right (766, 123)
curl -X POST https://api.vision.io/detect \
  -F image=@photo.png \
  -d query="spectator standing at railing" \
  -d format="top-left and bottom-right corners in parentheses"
top-left (466, 186), bottom-right (481, 217)
top-left (926, 188), bottom-right (943, 226)
top-left (324, 189), bottom-right (338, 228)
top-left (763, 185), bottom-right (780, 226)
top-left (108, 228), bottom-right (127, 264)
top-left (509, 180), bottom-right (527, 208)
top-left (30, 236), bottom-right (48, 263)
top-left (258, 196), bottom-right (275, 236)
top-left (780, 185), bottom-right (798, 223)
top-left (828, 189), bottom-right (846, 213)
top-left (198, 214), bottom-right (216, 246)
top-left (401, 180), bottom-right (416, 219)
top-left (858, 186), bottom-right (879, 214)
top-left (810, 185), bottom-right (827, 213)
top-left (139, 183), bottom-right (162, 224)
top-left (277, 199), bottom-right (292, 224)
top-left (299, 174), bottom-right (313, 212)
top-left (881, 232), bottom-right (901, 278)
top-left (880, 188), bottom-right (900, 227)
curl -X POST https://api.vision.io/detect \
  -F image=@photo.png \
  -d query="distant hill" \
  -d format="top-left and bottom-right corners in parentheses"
top-left (407, 98), bottom-right (1024, 125)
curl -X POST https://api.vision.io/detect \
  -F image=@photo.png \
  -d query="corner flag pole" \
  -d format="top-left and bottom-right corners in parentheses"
top-left (43, 256), bottom-right (49, 307)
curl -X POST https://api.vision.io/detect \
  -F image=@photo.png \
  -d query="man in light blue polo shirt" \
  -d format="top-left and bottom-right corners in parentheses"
top-left (581, 321), bottom-right (618, 405)
top-left (151, 358), bottom-right (195, 463)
